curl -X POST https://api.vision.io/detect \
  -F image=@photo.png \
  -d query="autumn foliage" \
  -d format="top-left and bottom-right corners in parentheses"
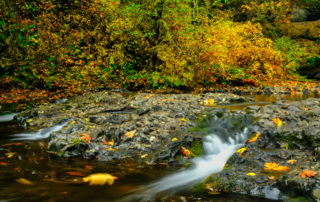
top-left (0, 0), bottom-right (314, 110)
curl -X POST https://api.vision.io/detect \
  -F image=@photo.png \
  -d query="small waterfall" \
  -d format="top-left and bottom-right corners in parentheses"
top-left (145, 128), bottom-right (248, 194)
top-left (0, 113), bottom-right (18, 122)
top-left (11, 121), bottom-right (69, 141)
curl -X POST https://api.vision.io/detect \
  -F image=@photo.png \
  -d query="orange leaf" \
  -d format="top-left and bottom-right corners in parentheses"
top-left (181, 146), bottom-right (191, 156)
top-left (66, 171), bottom-right (86, 177)
top-left (299, 169), bottom-right (317, 179)
top-left (287, 160), bottom-right (297, 165)
top-left (248, 132), bottom-right (260, 143)
top-left (0, 162), bottom-right (8, 166)
top-left (272, 118), bottom-right (283, 126)
top-left (80, 134), bottom-right (91, 143)
top-left (265, 162), bottom-right (290, 171)
top-left (85, 165), bottom-right (93, 170)
top-left (103, 139), bottom-right (114, 146)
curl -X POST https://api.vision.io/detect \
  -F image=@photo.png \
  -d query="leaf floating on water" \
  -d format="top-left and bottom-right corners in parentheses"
top-left (246, 172), bottom-right (256, 176)
top-left (66, 171), bottom-right (86, 177)
top-left (16, 178), bottom-right (33, 185)
top-left (248, 132), bottom-right (260, 143)
top-left (236, 147), bottom-right (247, 155)
top-left (180, 118), bottom-right (188, 122)
top-left (103, 139), bottom-right (114, 146)
top-left (171, 137), bottom-right (178, 142)
top-left (265, 162), bottom-right (290, 171)
top-left (287, 160), bottom-right (297, 165)
top-left (0, 162), bottom-right (8, 166)
top-left (80, 134), bottom-right (91, 143)
top-left (272, 118), bottom-right (283, 126)
top-left (299, 169), bottom-right (317, 179)
top-left (181, 146), bottom-right (191, 156)
top-left (83, 173), bottom-right (118, 186)
top-left (125, 130), bottom-right (136, 139)
top-left (5, 152), bottom-right (16, 158)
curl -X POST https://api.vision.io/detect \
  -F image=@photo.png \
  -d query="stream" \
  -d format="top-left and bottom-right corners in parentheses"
top-left (0, 94), bottom-right (317, 201)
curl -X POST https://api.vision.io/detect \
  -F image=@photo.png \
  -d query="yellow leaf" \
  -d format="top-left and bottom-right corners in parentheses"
top-left (180, 118), bottom-right (188, 122)
top-left (246, 172), bottom-right (256, 176)
top-left (236, 148), bottom-right (247, 155)
top-left (172, 137), bottom-right (178, 142)
top-left (71, 121), bottom-right (75, 125)
top-left (287, 160), bottom-right (297, 165)
top-left (181, 146), bottom-right (191, 156)
top-left (125, 130), bottom-right (136, 139)
top-left (85, 118), bottom-right (90, 122)
top-left (248, 132), bottom-right (260, 143)
top-left (204, 99), bottom-right (215, 106)
top-left (141, 154), bottom-right (148, 158)
top-left (272, 118), bottom-right (283, 126)
top-left (265, 162), bottom-right (290, 171)
top-left (27, 119), bottom-right (33, 123)
top-left (16, 178), bottom-right (33, 186)
top-left (103, 139), bottom-right (114, 146)
top-left (5, 152), bottom-right (16, 158)
top-left (83, 173), bottom-right (118, 186)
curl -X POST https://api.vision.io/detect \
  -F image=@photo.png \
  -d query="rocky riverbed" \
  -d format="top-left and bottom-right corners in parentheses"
top-left (14, 90), bottom-right (320, 201)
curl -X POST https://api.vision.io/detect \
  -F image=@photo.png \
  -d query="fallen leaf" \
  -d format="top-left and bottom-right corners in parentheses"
top-left (70, 121), bottom-right (75, 125)
top-left (287, 160), bottom-right (297, 165)
top-left (16, 178), bottom-right (33, 186)
top-left (5, 152), bottom-right (16, 158)
top-left (171, 137), bottom-right (178, 142)
top-left (85, 118), bottom-right (90, 122)
top-left (181, 146), bottom-right (191, 156)
top-left (80, 134), bottom-right (91, 143)
top-left (103, 139), bottom-right (114, 146)
top-left (0, 143), bottom-right (24, 147)
top-left (268, 176), bottom-right (275, 180)
top-left (26, 119), bottom-right (33, 123)
top-left (236, 147), bottom-right (247, 155)
top-left (180, 118), bottom-right (188, 122)
top-left (246, 172), bottom-right (256, 176)
top-left (299, 169), bottom-right (317, 179)
top-left (248, 132), bottom-right (260, 143)
top-left (265, 162), bottom-right (290, 171)
top-left (0, 162), bottom-right (8, 166)
top-left (272, 118), bottom-right (283, 126)
top-left (203, 98), bottom-right (215, 106)
top-left (66, 171), bottom-right (86, 177)
top-left (85, 165), bottom-right (93, 170)
top-left (125, 130), bottom-right (136, 139)
top-left (141, 154), bottom-right (148, 158)
top-left (83, 173), bottom-right (118, 186)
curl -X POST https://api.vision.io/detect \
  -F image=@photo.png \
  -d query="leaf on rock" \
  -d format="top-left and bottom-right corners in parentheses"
top-left (236, 147), bottom-right (247, 155)
top-left (83, 173), bottom-right (118, 186)
top-left (272, 118), bottom-right (283, 126)
top-left (287, 160), bottom-right (297, 165)
top-left (248, 132), bottom-right (260, 143)
top-left (141, 154), bottom-right (148, 158)
top-left (171, 137), bottom-right (178, 142)
top-left (80, 134), bottom-right (91, 143)
top-left (180, 118), bottom-right (188, 122)
top-left (299, 169), bottom-right (317, 179)
top-left (181, 146), bottom-right (191, 156)
top-left (103, 139), bottom-right (114, 146)
top-left (246, 172), bottom-right (256, 176)
top-left (16, 178), bottom-right (33, 186)
top-left (203, 98), bottom-right (215, 106)
top-left (125, 130), bottom-right (136, 139)
top-left (265, 162), bottom-right (290, 171)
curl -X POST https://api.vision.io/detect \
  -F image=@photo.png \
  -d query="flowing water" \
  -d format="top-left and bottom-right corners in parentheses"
top-left (2, 94), bottom-right (307, 201)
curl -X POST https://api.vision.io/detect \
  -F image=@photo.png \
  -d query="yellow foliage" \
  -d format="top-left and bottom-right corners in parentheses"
top-left (83, 173), bottom-right (118, 186)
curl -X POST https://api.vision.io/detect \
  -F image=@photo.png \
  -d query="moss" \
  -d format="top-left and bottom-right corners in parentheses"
top-left (189, 140), bottom-right (203, 157)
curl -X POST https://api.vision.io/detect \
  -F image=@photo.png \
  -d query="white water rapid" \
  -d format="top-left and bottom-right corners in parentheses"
top-left (11, 121), bottom-right (69, 141)
top-left (119, 126), bottom-right (249, 201)
top-left (146, 128), bottom-right (248, 194)
top-left (0, 113), bottom-right (18, 122)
